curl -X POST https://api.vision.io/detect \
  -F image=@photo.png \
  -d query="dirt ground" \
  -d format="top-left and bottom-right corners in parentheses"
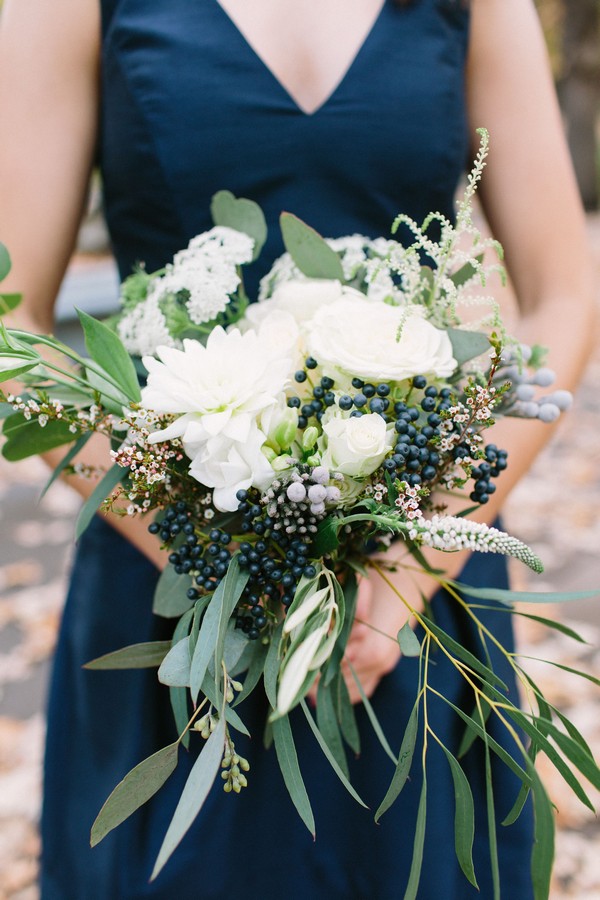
top-left (0, 218), bottom-right (599, 899)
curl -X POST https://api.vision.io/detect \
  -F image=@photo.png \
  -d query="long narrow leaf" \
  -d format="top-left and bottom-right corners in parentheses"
top-left (529, 767), bottom-right (555, 900)
top-left (272, 715), bottom-right (316, 837)
top-left (85, 641), bottom-right (172, 670)
top-left (437, 739), bottom-right (478, 888)
top-left (300, 700), bottom-right (368, 808)
top-left (422, 617), bottom-right (508, 690)
top-left (403, 776), bottom-right (427, 900)
top-left (348, 662), bottom-right (397, 764)
top-left (151, 719), bottom-right (225, 880)
top-left (170, 608), bottom-right (194, 749)
top-left (335, 673), bottom-right (361, 756)
top-left (450, 581), bottom-right (600, 605)
top-left (316, 681), bottom-right (349, 778)
top-left (91, 742), bottom-right (179, 847)
top-left (264, 622), bottom-right (284, 708)
top-left (483, 729), bottom-right (500, 900)
top-left (75, 464), bottom-right (125, 540)
top-left (375, 699), bottom-right (419, 821)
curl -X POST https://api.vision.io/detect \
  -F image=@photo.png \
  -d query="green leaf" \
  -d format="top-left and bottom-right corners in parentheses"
top-left (91, 742), bottom-right (179, 847)
top-left (151, 719), bottom-right (225, 880)
top-left (447, 328), bottom-right (490, 367)
top-left (542, 721), bottom-right (600, 792)
top-left (264, 621), bottom-right (284, 708)
top-left (348, 662), bottom-right (396, 765)
top-left (335, 672), bottom-right (361, 755)
top-left (375, 699), bottom-right (419, 821)
top-left (280, 213), bottom-right (344, 280)
top-left (516, 656), bottom-right (600, 688)
top-left (199, 674), bottom-right (250, 736)
top-left (189, 560), bottom-right (248, 703)
top-left (316, 680), bottom-right (349, 778)
top-left (170, 608), bottom-right (195, 749)
top-left (153, 565), bottom-right (194, 618)
top-left (0, 293), bottom-right (22, 315)
top-left (483, 728), bottom-right (501, 900)
top-left (398, 622), bottom-right (421, 658)
top-left (211, 190), bottom-right (267, 261)
top-left (457, 696), bottom-right (492, 758)
top-left (75, 463), bottom-right (125, 540)
top-left (530, 767), bottom-right (555, 900)
top-left (450, 580), bottom-right (600, 605)
top-left (85, 364), bottom-right (132, 415)
top-left (85, 641), bottom-right (172, 670)
top-left (1, 412), bottom-right (76, 460)
top-left (503, 780), bottom-right (533, 828)
top-left (438, 740), bottom-right (478, 887)
top-left (403, 776), bottom-right (427, 900)
top-left (158, 637), bottom-right (191, 687)
top-left (213, 555), bottom-right (249, 690)
top-left (40, 432), bottom-right (91, 499)
top-left (449, 254), bottom-right (484, 288)
top-left (312, 515), bottom-right (341, 557)
top-left (300, 700), bottom-right (368, 808)
top-left (0, 243), bottom-right (11, 282)
top-left (76, 308), bottom-right (141, 402)
top-left (272, 715), bottom-right (316, 837)
top-left (323, 571), bottom-right (357, 686)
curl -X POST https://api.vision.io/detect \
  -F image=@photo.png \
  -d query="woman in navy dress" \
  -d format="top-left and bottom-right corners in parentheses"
top-left (0, 0), bottom-right (594, 897)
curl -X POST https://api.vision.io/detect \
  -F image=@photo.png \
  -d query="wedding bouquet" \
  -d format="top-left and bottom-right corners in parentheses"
top-left (1, 131), bottom-right (598, 899)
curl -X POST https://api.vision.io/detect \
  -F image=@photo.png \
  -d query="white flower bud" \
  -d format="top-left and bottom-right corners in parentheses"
top-left (286, 482), bottom-right (307, 502)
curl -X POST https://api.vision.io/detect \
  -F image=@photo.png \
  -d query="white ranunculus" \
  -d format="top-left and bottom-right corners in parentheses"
top-left (306, 298), bottom-right (456, 383)
top-left (321, 413), bottom-right (394, 477)
top-left (187, 425), bottom-right (274, 512)
top-left (140, 326), bottom-right (291, 509)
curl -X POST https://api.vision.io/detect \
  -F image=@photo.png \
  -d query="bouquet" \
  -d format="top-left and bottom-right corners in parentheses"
top-left (1, 131), bottom-right (598, 899)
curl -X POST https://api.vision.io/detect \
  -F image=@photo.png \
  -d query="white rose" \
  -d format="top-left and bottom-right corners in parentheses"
top-left (246, 279), bottom-right (365, 330)
top-left (306, 298), bottom-right (456, 383)
top-left (321, 413), bottom-right (393, 477)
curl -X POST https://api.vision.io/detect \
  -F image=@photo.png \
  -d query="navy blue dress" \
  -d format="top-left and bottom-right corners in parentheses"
top-left (41, 1), bottom-right (534, 897)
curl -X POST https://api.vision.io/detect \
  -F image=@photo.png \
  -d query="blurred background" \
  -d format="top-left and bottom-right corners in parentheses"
top-left (0, 2), bottom-right (599, 898)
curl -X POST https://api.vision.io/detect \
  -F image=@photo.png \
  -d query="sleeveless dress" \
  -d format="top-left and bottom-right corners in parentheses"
top-left (41, 2), bottom-right (534, 897)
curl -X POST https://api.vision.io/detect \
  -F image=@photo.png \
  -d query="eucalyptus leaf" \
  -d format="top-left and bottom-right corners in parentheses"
top-left (158, 637), bottom-right (192, 687)
top-left (447, 328), bottom-right (490, 367)
top-left (153, 566), bottom-right (194, 618)
top-left (151, 719), bottom-right (225, 880)
top-left (483, 729), bottom-right (500, 900)
top-left (280, 213), bottom-right (344, 280)
top-left (530, 767), bottom-right (555, 900)
top-left (232, 640), bottom-right (269, 707)
top-left (403, 776), bottom-right (427, 900)
top-left (316, 680), bottom-right (349, 778)
top-left (449, 254), bottom-right (484, 287)
top-left (348, 662), bottom-right (396, 765)
top-left (450, 580), bottom-right (600, 605)
top-left (91, 742), bottom-right (179, 847)
top-left (211, 190), bottom-right (267, 261)
top-left (264, 621), bottom-right (284, 708)
top-left (335, 673), bottom-right (361, 756)
top-left (200, 675), bottom-right (250, 736)
top-left (213, 555), bottom-right (249, 690)
top-left (272, 715), bottom-right (316, 837)
top-left (85, 641), bottom-right (172, 670)
top-left (300, 700), bottom-right (367, 808)
top-left (438, 740), bottom-right (478, 887)
top-left (77, 308), bottom-right (141, 402)
top-left (422, 617), bottom-right (508, 690)
top-left (75, 463), bottom-right (125, 540)
top-left (170, 608), bottom-right (195, 748)
top-left (375, 699), bottom-right (419, 821)
top-left (398, 622), bottom-right (421, 658)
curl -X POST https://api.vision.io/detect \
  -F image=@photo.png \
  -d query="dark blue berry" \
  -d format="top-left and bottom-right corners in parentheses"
top-left (353, 392), bottom-right (367, 408)
top-left (305, 356), bottom-right (318, 369)
top-left (339, 395), bottom-right (353, 410)
top-left (295, 370), bottom-right (307, 383)
top-left (412, 375), bottom-right (427, 389)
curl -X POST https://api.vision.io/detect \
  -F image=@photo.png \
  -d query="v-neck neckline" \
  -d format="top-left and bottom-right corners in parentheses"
top-left (213, 0), bottom-right (387, 117)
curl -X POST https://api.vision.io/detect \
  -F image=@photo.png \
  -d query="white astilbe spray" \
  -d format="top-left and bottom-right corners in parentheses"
top-left (408, 514), bottom-right (544, 573)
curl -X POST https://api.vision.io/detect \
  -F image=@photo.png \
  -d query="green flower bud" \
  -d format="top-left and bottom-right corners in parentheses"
top-left (272, 454), bottom-right (293, 472)
top-left (262, 446), bottom-right (277, 463)
top-left (223, 781), bottom-right (232, 793)
top-left (302, 426), bottom-right (319, 450)
top-left (273, 412), bottom-right (298, 450)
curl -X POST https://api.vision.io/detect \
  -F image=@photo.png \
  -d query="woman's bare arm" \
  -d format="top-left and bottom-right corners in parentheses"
top-left (347, 0), bottom-right (597, 701)
top-left (0, 0), bottom-right (167, 569)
